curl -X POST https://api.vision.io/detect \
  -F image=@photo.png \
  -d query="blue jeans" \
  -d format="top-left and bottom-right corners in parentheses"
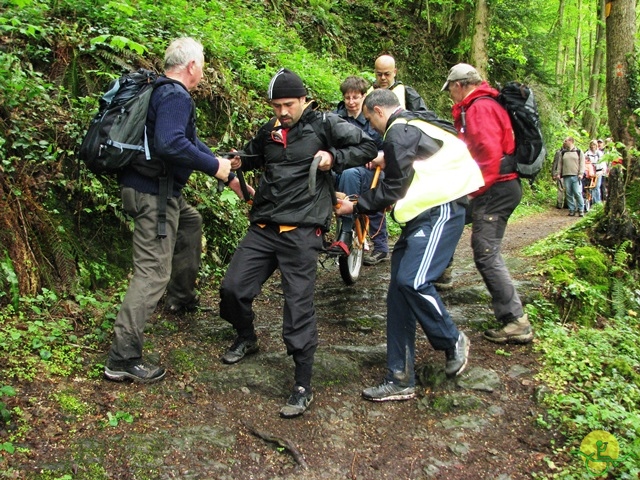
top-left (592, 176), bottom-right (602, 203)
top-left (470, 179), bottom-right (524, 324)
top-left (563, 175), bottom-right (584, 213)
top-left (337, 167), bottom-right (388, 253)
top-left (385, 201), bottom-right (465, 387)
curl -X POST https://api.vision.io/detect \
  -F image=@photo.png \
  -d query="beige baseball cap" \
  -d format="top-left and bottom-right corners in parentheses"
top-left (441, 63), bottom-right (482, 91)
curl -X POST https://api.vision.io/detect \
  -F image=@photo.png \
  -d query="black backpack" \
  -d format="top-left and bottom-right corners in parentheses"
top-left (463, 82), bottom-right (547, 184)
top-left (79, 69), bottom-right (158, 174)
top-left (496, 82), bottom-right (546, 183)
top-left (79, 69), bottom-right (175, 238)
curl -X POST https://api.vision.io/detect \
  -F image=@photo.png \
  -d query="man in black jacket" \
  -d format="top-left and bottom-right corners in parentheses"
top-left (219, 68), bottom-right (377, 418)
top-left (373, 54), bottom-right (429, 114)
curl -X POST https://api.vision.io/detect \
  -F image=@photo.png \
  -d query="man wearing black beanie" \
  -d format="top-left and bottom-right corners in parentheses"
top-left (219, 68), bottom-right (377, 418)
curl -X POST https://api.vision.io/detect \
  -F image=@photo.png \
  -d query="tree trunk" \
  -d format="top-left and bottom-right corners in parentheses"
top-left (554, 0), bottom-right (567, 83)
top-left (573, 0), bottom-right (583, 99)
top-left (470, 0), bottom-right (489, 77)
top-left (602, 0), bottom-right (639, 261)
top-left (582, 0), bottom-right (606, 136)
top-left (606, 0), bottom-right (636, 146)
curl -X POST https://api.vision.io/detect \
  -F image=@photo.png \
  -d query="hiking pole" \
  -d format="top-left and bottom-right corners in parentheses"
top-left (236, 169), bottom-right (252, 203)
top-left (308, 155), bottom-right (337, 206)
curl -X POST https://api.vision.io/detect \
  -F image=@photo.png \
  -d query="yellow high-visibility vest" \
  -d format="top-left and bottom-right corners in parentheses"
top-left (386, 118), bottom-right (484, 224)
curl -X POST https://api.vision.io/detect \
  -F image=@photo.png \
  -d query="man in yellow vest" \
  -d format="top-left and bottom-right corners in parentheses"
top-left (335, 88), bottom-right (484, 401)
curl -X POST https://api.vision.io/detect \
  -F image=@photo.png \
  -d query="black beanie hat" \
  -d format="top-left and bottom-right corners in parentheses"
top-left (268, 68), bottom-right (307, 100)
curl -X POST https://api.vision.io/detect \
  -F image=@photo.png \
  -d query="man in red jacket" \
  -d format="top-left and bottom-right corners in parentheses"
top-left (442, 63), bottom-right (533, 345)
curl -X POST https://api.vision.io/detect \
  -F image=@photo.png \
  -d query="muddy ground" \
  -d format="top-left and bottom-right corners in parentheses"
top-left (4, 207), bottom-right (579, 479)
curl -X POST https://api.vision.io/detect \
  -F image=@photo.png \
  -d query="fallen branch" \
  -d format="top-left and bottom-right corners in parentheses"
top-left (241, 420), bottom-right (309, 469)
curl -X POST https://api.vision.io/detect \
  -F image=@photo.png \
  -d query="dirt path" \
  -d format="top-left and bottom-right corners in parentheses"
top-left (10, 207), bottom-right (578, 479)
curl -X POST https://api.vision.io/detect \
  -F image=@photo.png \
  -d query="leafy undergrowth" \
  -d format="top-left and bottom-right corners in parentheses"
top-left (525, 211), bottom-right (640, 478)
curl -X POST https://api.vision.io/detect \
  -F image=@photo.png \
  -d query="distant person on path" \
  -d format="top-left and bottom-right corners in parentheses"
top-left (585, 139), bottom-right (603, 204)
top-left (553, 137), bottom-right (585, 217)
top-left (594, 139), bottom-right (608, 202)
top-left (329, 76), bottom-right (388, 261)
top-left (442, 63), bottom-right (534, 345)
top-left (551, 147), bottom-right (567, 209)
top-left (219, 68), bottom-right (377, 418)
top-left (336, 88), bottom-right (484, 401)
top-left (105, 37), bottom-right (242, 383)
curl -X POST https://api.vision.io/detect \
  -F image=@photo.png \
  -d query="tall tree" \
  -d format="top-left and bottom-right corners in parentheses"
top-left (582, 0), bottom-right (607, 136)
top-left (554, 0), bottom-right (567, 83)
top-left (471, 0), bottom-right (489, 77)
top-left (605, 0), bottom-right (636, 145)
top-left (603, 0), bottom-right (638, 257)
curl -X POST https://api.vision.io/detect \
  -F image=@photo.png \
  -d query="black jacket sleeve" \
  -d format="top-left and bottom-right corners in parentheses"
top-left (356, 114), bottom-right (442, 214)
top-left (324, 113), bottom-right (378, 174)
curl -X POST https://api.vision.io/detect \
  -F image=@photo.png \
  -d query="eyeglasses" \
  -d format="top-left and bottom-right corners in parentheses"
top-left (344, 95), bottom-right (363, 102)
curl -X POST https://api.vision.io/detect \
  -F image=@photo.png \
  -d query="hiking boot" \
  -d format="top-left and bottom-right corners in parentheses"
top-left (165, 295), bottom-right (200, 315)
top-left (362, 380), bottom-right (416, 402)
top-left (363, 250), bottom-right (390, 266)
top-left (104, 359), bottom-right (166, 383)
top-left (327, 230), bottom-right (352, 256)
top-left (434, 266), bottom-right (454, 290)
top-left (279, 385), bottom-right (314, 418)
top-left (445, 332), bottom-right (470, 377)
top-left (221, 336), bottom-right (259, 364)
top-left (483, 314), bottom-right (534, 344)
top-left (578, 211), bottom-right (584, 217)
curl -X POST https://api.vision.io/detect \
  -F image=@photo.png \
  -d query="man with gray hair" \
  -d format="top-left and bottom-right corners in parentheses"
top-left (336, 88), bottom-right (484, 401)
top-left (105, 37), bottom-right (242, 383)
top-left (442, 63), bottom-right (534, 345)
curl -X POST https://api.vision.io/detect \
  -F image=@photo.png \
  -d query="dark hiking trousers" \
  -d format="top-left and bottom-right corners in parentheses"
top-left (470, 178), bottom-right (524, 324)
top-left (219, 224), bottom-right (324, 388)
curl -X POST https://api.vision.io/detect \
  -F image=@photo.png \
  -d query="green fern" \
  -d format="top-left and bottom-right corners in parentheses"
top-left (610, 240), bottom-right (633, 319)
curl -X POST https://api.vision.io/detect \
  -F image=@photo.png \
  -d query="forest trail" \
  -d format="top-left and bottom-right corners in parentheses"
top-left (13, 207), bottom-right (579, 479)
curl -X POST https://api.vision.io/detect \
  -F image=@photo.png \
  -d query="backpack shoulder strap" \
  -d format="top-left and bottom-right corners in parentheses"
top-left (307, 110), bottom-right (333, 147)
top-left (460, 96), bottom-right (497, 132)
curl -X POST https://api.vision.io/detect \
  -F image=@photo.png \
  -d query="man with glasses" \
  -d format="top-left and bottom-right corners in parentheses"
top-left (219, 68), bottom-right (377, 418)
top-left (373, 54), bottom-right (429, 114)
top-left (356, 55), bottom-right (434, 266)
top-left (328, 76), bottom-right (389, 261)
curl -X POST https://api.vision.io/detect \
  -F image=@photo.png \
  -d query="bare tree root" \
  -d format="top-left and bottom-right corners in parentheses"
top-left (241, 420), bottom-right (309, 470)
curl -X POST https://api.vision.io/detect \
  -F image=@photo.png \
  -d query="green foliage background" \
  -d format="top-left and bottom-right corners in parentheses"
top-left (1, 0), bottom-right (639, 475)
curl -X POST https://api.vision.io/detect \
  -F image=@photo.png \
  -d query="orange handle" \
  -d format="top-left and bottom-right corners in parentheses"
top-left (371, 166), bottom-right (381, 189)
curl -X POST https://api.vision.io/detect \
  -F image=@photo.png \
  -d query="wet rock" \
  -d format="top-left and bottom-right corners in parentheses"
top-left (330, 344), bottom-right (387, 366)
top-left (448, 441), bottom-right (471, 456)
top-left (439, 414), bottom-right (489, 431)
top-left (422, 393), bottom-right (486, 413)
top-left (507, 364), bottom-right (531, 378)
top-left (313, 350), bottom-right (361, 387)
top-left (416, 363), bottom-right (454, 390)
top-left (440, 285), bottom-right (492, 305)
top-left (457, 367), bottom-right (502, 392)
top-left (534, 384), bottom-right (553, 404)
